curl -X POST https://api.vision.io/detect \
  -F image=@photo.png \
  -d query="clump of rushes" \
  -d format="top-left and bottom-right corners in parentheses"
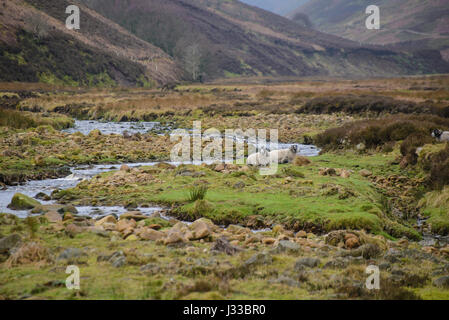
top-left (188, 185), bottom-right (208, 202)
top-left (24, 215), bottom-right (39, 238)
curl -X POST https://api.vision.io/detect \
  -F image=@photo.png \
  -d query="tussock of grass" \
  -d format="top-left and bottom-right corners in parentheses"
top-left (0, 109), bottom-right (73, 130)
top-left (419, 187), bottom-right (449, 235)
top-left (188, 185), bottom-right (208, 202)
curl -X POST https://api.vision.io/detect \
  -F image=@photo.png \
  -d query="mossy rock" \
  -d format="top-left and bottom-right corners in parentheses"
top-left (7, 193), bottom-right (41, 210)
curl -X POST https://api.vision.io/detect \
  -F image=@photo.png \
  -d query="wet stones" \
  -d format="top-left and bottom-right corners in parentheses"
top-left (120, 211), bottom-right (148, 221)
top-left (35, 192), bottom-right (51, 201)
top-left (8, 193), bottom-right (41, 210)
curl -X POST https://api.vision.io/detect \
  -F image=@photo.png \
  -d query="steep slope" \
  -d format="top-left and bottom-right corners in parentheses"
top-left (292, 0), bottom-right (449, 61)
top-left (240, 0), bottom-right (310, 15)
top-left (81, 0), bottom-right (449, 80)
top-left (0, 0), bottom-right (181, 86)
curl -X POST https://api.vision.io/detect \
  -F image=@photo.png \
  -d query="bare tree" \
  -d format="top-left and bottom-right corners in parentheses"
top-left (28, 14), bottom-right (49, 40)
top-left (183, 43), bottom-right (202, 81)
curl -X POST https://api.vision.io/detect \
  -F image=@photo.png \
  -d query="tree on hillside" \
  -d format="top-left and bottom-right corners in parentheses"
top-left (183, 43), bottom-right (202, 81)
top-left (28, 14), bottom-right (50, 40)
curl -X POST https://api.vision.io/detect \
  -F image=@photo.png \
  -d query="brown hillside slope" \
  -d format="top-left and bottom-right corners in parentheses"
top-left (81, 0), bottom-right (449, 79)
top-left (0, 0), bottom-right (181, 86)
top-left (292, 0), bottom-right (449, 61)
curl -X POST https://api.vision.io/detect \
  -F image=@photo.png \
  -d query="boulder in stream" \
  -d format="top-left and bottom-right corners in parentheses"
top-left (7, 193), bottom-right (41, 210)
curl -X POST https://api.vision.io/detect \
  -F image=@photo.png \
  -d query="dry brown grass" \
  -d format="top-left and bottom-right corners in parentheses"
top-left (3, 75), bottom-right (448, 123)
top-left (5, 242), bottom-right (52, 268)
top-left (293, 156), bottom-right (311, 166)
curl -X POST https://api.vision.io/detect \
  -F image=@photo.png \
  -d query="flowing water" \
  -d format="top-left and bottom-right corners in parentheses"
top-left (2, 120), bottom-right (446, 242)
top-left (62, 120), bottom-right (168, 135)
top-left (1, 120), bottom-right (320, 221)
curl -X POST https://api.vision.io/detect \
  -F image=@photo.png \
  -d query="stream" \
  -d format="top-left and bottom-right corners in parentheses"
top-left (0, 120), bottom-right (320, 226)
top-left (1, 120), bottom-right (447, 244)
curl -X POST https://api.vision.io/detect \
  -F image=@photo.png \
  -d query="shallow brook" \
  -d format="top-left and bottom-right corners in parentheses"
top-left (1, 121), bottom-right (320, 222)
top-left (62, 120), bottom-right (168, 135)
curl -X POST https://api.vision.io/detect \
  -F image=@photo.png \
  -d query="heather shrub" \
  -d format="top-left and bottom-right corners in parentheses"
top-left (296, 95), bottom-right (449, 117)
top-left (316, 115), bottom-right (449, 151)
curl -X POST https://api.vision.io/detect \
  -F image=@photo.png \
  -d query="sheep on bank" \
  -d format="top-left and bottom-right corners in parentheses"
top-left (432, 129), bottom-right (449, 142)
top-left (269, 145), bottom-right (298, 164)
top-left (247, 147), bottom-right (270, 166)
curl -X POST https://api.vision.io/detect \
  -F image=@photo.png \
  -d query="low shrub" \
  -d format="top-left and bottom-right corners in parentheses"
top-left (427, 144), bottom-right (449, 190)
top-left (315, 115), bottom-right (449, 157)
top-left (296, 95), bottom-right (449, 117)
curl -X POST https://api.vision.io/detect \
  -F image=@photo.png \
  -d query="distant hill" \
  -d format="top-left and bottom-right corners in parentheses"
top-left (240, 0), bottom-right (310, 15)
top-left (79, 0), bottom-right (449, 80)
top-left (292, 0), bottom-right (449, 61)
top-left (0, 0), bottom-right (181, 86)
top-left (1, 0), bottom-right (448, 87)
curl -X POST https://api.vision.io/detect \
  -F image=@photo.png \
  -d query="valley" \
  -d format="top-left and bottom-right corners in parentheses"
top-left (1, 76), bottom-right (449, 299)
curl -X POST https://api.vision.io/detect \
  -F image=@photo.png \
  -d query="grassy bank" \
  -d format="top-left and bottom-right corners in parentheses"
top-left (54, 151), bottom-right (421, 239)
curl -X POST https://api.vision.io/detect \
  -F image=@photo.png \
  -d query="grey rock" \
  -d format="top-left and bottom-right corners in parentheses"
top-left (58, 205), bottom-right (78, 214)
top-left (211, 237), bottom-right (242, 255)
top-left (268, 276), bottom-right (301, 288)
top-left (0, 234), bottom-right (22, 254)
top-left (140, 263), bottom-right (161, 274)
top-left (244, 252), bottom-right (272, 267)
top-left (295, 257), bottom-right (320, 269)
top-left (383, 248), bottom-right (402, 263)
top-left (323, 257), bottom-right (349, 269)
top-left (233, 181), bottom-right (245, 189)
top-left (35, 192), bottom-right (51, 201)
top-left (272, 240), bottom-right (301, 254)
top-left (379, 262), bottom-right (391, 271)
top-left (111, 256), bottom-right (126, 268)
top-left (433, 276), bottom-right (449, 288)
top-left (339, 244), bottom-right (382, 259)
top-left (57, 248), bottom-right (86, 261)
top-left (99, 251), bottom-right (127, 268)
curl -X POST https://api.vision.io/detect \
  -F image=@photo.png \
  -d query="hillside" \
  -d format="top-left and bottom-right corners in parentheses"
top-left (78, 0), bottom-right (449, 80)
top-left (0, 0), bottom-right (181, 86)
top-left (240, 0), bottom-right (310, 15)
top-left (292, 0), bottom-right (449, 61)
top-left (1, 0), bottom-right (448, 86)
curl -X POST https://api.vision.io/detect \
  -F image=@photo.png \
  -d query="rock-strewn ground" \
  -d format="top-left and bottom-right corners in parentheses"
top-left (0, 212), bottom-right (448, 300)
top-left (1, 76), bottom-right (449, 299)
